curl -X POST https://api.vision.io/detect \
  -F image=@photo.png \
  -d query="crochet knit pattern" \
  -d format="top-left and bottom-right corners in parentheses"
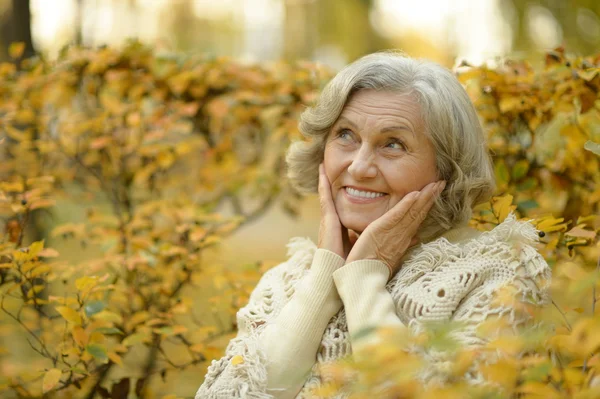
top-left (195, 214), bottom-right (551, 398)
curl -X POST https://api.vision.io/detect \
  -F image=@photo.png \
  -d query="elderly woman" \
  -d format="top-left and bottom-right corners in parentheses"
top-left (195, 52), bottom-right (550, 398)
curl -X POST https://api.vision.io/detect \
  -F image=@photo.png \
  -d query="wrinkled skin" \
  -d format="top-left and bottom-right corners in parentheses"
top-left (317, 89), bottom-right (445, 277)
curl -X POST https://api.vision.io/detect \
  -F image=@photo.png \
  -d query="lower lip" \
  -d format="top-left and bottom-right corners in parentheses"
top-left (342, 187), bottom-right (387, 204)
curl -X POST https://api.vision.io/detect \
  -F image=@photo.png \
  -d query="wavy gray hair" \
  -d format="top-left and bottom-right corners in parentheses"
top-left (286, 51), bottom-right (496, 241)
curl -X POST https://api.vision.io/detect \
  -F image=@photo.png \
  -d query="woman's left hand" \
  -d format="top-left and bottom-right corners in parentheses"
top-left (345, 180), bottom-right (446, 278)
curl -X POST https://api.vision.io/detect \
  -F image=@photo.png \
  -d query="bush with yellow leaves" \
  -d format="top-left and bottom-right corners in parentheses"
top-left (0, 41), bottom-right (329, 398)
top-left (1, 42), bottom-right (600, 398)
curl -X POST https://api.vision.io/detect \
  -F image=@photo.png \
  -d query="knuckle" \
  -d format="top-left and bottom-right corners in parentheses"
top-left (407, 207), bottom-right (420, 221)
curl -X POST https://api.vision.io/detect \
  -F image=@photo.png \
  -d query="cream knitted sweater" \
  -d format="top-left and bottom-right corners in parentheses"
top-left (195, 214), bottom-right (551, 399)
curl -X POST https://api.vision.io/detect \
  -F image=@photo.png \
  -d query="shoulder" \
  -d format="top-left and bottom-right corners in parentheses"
top-left (247, 237), bottom-right (317, 301)
top-left (402, 213), bottom-right (549, 278)
top-left (390, 214), bottom-right (551, 317)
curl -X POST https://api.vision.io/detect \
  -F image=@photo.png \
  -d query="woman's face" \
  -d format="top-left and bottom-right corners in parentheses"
top-left (323, 89), bottom-right (438, 233)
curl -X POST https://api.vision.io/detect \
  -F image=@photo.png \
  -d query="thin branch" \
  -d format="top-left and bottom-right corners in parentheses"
top-left (583, 251), bottom-right (600, 373)
top-left (16, 206), bottom-right (30, 248)
top-left (0, 297), bottom-right (55, 361)
top-left (551, 299), bottom-right (572, 332)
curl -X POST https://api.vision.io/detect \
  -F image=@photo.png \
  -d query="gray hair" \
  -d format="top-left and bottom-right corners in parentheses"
top-left (286, 51), bottom-right (496, 241)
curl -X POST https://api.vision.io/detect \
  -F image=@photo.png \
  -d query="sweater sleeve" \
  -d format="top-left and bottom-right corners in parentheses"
top-left (195, 248), bottom-right (344, 399)
top-left (332, 259), bottom-right (402, 350)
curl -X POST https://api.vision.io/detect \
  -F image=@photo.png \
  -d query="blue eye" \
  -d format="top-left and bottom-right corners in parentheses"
top-left (386, 140), bottom-right (405, 150)
top-left (338, 129), bottom-right (352, 140)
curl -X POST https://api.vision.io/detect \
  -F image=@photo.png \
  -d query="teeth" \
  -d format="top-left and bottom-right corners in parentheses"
top-left (345, 187), bottom-right (385, 199)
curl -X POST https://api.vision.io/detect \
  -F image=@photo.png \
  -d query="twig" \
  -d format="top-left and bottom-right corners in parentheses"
top-left (551, 299), bottom-right (572, 332)
top-left (0, 298), bottom-right (55, 362)
top-left (83, 361), bottom-right (113, 399)
top-left (583, 251), bottom-right (600, 373)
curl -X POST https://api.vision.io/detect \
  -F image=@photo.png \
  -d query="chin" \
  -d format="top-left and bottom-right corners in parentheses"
top-left (340, 216), bottom-right (373, 234)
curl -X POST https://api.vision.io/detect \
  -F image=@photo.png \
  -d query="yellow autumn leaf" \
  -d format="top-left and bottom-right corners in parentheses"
top-left (480, 358), bottom-right (518, 387)
top-left (8, 42), bottom-right (25, 59)
top-left (72, 326), bottom-right (88, 347)
top-left (38, 248), bottom-right (60, 258)
top-left (28, 240), bottom-right (44, 257)
top-left (55, 306), bottom-right (82, 325)
top-left (536, 216), bottom-right (569, 233)
top-left (231, 355), bottom-right (244, 365)
top-left (42, 368), bottom-right (62, 393)
top-left (75, 276), bottom-right (99, 294)
top-left (29, 265), bottom-right (51, 278)
top-left (492, 194), bottom-right (515, 223)
top-left (515, 381), bottom-right (561, 398)
top-left (108, 351), bottom-right (123, 366)
top-left (189, 343), bottom-right (205, 353)
top-left (565, 226), bottom-right (596, 240)
top-left (125, 311), bottom-right (150, 331)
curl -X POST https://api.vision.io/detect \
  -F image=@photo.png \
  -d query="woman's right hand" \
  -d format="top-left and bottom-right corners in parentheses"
top-left (318, 163), bottom-right (356, 259)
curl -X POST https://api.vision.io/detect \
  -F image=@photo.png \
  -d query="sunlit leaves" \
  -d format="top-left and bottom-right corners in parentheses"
top-left (55, 306), bottom-right (82, 326)
top-left (42, 368), bottom-right (62, 393)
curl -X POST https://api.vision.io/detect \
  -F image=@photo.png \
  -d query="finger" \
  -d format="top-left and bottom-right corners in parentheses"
top-left (415, 180), bottom-right (445, 215)
top-left (378, 191), bottom-right (421, 227)
top-left (318, 163), bottom-right (336, 216)
top-left (406, 180), bottom-right (445, 230)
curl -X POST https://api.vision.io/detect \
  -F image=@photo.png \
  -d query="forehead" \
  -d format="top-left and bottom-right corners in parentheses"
top-left (339, 89), bottom-right (422, 124)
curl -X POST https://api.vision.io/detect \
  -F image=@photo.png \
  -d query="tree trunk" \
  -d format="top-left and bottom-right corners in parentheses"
top-left (1, 0), bottom-right (36, 61)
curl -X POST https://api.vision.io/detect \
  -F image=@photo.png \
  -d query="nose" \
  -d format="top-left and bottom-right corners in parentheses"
top-left (347, 145), bottom-right (377, 180)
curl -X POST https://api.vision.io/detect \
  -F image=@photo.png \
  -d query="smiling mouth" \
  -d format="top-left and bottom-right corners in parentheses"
top-left (344, 187), bottom-right (387, 199)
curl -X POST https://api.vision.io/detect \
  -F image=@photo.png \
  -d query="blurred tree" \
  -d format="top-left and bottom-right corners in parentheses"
top-left (315, 0), bottom-right (389, 62)
top-left (501, 0), bottom-right (600, 57)
top-left (0, 0), bottom-right (35, 62)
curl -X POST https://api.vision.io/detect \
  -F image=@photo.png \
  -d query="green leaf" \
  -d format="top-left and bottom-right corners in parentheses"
top-left (122, 332), bottom-right (149, 347)
top-left (511, 160), bottom-right (530, 181)
top-left (494, 160), bottom-right (510, 186)
top-left (517, 199), bottom-right (539, 211)
top-left (516, 177), bottom-right (538, 191)
top-left (84, 300), bottom-right (105, 317)
top-left (85, 344), bottom-right (108, 363)
top-left (93, 327), bottom-right (124, 335)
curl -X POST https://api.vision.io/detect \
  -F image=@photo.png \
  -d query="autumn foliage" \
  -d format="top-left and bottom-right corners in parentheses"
top-left (1, 43), bottom-right (600, 398)
top-left (0, 41), bottom-right (329, 398)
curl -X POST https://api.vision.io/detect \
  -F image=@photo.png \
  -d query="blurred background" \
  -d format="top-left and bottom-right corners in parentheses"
top-left (2, 0), bottom-right (600, 68)
top-left (2, 0), bottom-right (600, 267)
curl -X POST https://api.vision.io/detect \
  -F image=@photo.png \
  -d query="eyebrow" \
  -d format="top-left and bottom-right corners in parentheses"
top-left (336, 116), bottom-right (416, 139)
